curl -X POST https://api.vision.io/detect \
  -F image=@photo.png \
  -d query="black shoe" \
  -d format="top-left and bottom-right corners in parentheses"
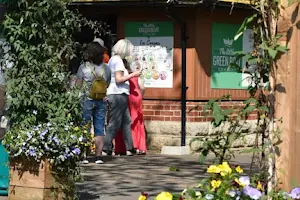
top-left (126, 149), bottom-right (136, 156)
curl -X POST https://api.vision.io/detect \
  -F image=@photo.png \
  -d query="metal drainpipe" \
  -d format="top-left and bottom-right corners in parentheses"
top-left (166, 7), bottom-right (188, 146)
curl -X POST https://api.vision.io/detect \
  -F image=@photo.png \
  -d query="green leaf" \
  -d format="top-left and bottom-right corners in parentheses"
top-left (234, 14), bottom-right (257, 41)
top-left (267, 48), bottom-right (278, 59)
top-left (244, 98), bottom-right (258, 104)
top-left (276, 45), bottom-right (289, 53)
top-left (199, 150), bottom-right (208, 164)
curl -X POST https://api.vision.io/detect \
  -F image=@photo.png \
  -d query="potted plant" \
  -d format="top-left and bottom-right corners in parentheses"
top-left (0, 0), bottom-right (108, 199)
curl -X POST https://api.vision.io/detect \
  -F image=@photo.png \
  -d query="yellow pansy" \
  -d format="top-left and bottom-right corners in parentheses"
top-left (257, 181), bottom-right (263, 191)
top-left (84, 130), bottom-right (87, 134)
top-left (218, 162), bottom-right (232, 176)
top-left (211, 180), bottom-right (221, 189)
top-left (195, 191), bottom-right (201, 197)
top-left (74, 127), bottom-right (79, 131)
top-left (207, 165), bottom-right (221, 174)
top-left (234, 178), bottom-right (246, 187)
top-left (155, 192), bottom-right (173, 200)
top-left (138, 195), bottom-right (147, 200)
top-left (235, 166), bottom-right (243, 173)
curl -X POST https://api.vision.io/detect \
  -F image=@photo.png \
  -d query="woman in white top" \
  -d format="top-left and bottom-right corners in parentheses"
top-left (103, 39), bottom-right (141, 155)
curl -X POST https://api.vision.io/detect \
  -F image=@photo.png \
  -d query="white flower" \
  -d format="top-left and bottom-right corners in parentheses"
top-left (5, 60), bottom-right (13, 69)
top-left (205, 194), bottom-right (214, 200)
top-left (227, 190), bottom-right (236, 197)
top-left (239, 176), bottom-right (250, 186)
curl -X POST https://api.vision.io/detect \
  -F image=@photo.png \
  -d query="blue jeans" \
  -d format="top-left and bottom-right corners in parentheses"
top-left (81, 99), bottom-right (107, 136)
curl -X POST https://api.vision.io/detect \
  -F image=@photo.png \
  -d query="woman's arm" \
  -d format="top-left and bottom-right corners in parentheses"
top-left (115, 70), bottom-right (141, 84)
top-left (138, 77), bottom-right (145, 96)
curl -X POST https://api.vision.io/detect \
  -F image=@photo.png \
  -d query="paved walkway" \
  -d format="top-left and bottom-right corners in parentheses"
top-left (77, 153), bottom-right (255, 200)
top-left (0, 153), bottom-right (255, 200)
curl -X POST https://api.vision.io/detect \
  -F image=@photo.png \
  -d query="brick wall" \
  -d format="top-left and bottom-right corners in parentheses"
top-left (142, 100), bottom-right (257, 122)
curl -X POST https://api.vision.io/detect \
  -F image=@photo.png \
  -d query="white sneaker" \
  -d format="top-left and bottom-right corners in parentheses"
top-left (126, 151), bottom-right (133, 156)
top-left (102, 151), bottom-right (115, 156)
top-left (82, 159), bottom-right (89, 164)
top-left (95, 157), bottom-right (104, 164)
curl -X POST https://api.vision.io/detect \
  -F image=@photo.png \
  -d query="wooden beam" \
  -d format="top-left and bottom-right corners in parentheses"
top-left (276, 1), bottom-right (300, 191)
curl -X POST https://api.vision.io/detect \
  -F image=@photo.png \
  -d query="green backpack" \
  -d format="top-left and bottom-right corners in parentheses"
top-left (87, 63), bottom-right (108, 100)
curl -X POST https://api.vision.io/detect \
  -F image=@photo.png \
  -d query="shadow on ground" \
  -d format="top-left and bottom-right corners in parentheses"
top-left (76, 154), bottom-right (257, 200)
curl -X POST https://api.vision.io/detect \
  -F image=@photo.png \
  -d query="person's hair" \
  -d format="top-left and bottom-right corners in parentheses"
top-left (122, 59), bottom-right (131, 71)
top-left (84, 42), bottom-right (105, 65)
top-left (111, 39), bottom-right (134, 59)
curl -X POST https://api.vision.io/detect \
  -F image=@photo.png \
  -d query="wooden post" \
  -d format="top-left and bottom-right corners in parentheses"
top-left (276, 1), bottom-right (300, 191)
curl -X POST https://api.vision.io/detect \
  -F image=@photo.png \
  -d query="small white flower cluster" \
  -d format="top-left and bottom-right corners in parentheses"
top-left (0, 41), bottom-right (14, 70)
top-left (52, 72), bottom-right (65, 82)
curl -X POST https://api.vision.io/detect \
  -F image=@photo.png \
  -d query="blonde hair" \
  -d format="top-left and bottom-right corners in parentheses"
top-left (111, 39), bottom-right (134, 59)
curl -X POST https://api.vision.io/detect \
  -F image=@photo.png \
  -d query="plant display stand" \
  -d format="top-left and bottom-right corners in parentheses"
top-left (8, 161), bottom-right (61, 200)
top-left (0, 142), bottom-right (9, 196)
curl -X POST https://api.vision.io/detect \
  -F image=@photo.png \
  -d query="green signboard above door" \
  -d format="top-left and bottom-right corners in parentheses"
top-left (211, 23), bottom-right (253, 89)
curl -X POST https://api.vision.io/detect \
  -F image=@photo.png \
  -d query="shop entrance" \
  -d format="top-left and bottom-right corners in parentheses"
top-left (69, 13), bottom-right (118, 74)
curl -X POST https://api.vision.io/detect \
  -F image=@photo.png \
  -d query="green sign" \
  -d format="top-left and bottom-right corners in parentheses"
top-left (211, 23), bottom-right (246, 89)
top-left (125, 22), bottom-right (173, 37)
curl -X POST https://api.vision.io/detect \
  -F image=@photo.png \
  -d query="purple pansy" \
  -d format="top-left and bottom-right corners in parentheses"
top-left (243, 186), bottom-right (262, 200)
top-left (39, 129), bottom-right (48, 139)
top-left (79, 136), bottom-right (86, 143)
top-left (53, 135), bottom-right (60, 145)
top-left (28, 146), bottom-right (36, 157)
top-left (26, 132), bottom-right (32, 141)
top-left (290, 187), bottom-right (300, 199)
top-left (72, 147), bottom-right (81, 155)
top-left (239, 176), bottom-right (250, 186)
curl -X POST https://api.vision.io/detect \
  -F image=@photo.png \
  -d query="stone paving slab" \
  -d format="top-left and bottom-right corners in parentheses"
top-left (77, 153), bottom-right (256, 200)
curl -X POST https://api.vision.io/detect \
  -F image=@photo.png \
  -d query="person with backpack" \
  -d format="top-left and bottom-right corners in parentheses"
top-left (103, 39), bottom-right (141, 156)
top-left (76, 42), bottom-right (111, 164)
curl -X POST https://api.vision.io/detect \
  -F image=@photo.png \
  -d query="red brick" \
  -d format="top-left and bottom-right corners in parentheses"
top-left (143, 110), bottom-right (154, 116)
top-left (171, 117), bottom-right (181, 121)
top-left (164, 117), bottom-right (171, 121)
top-left (143, 105), bottom-right (152, 109)
top-left (187, 111), bottom-right (199, 116)
top-left (152, 105), bottom-right (164, 110)
top-left (155, 111), bottom-right (161, 115)
top-left (206, 117), bottom-right (213, 122)
top-left (174, 111), bottom-right (181, 116)
top-left (144, 116), bottom-right (152, 120)
top-left (160, 111), bottom-right (173, 116)
top-left (199, 111), bottom-right (206, 116)
top-left (194, 117), bottom-right (205, 122)
top-left (164, 105), bottom-right (171, 110)
top-left (187, 118), bottom-right (195, 122)
top-left (152, 116), bottom-right (165, 121)
top-left (171, 106), bottom-right (181, 110)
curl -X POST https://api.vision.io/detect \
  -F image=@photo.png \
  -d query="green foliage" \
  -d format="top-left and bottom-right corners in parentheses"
top-left (0, 0), bottom-right (108, 198)
top-left (190, 95), bottom-right (260, 164)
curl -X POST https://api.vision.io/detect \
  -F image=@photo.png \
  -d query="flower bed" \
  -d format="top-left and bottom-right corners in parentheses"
top-left (139, 162), bottom-right (300, 200)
